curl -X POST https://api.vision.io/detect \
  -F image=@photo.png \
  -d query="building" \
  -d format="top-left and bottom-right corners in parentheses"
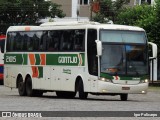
top-left (51, 0), bottom-right (90, 21)
top-left (134, 0), bottom-right (155, 5)
top-left (50, 0), bottom-right (155, 21)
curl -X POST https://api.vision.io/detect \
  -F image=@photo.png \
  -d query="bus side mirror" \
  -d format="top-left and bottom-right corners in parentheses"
top-left (148, 42), bottom-right (157, 60)
top-left (95, 40), bottom-right (102, 56)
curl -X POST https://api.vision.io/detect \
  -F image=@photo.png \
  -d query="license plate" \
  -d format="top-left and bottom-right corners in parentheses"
top-left (122, 87), bottom-right (130, 90)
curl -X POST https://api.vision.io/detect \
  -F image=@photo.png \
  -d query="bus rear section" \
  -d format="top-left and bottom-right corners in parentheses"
top-left (0, 34), bottom-right (5, 84)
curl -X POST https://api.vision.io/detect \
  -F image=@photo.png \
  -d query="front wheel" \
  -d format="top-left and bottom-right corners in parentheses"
top-left (78, 80), bottom-right (88, 99)
top-left (120, 94), bottom-right (128, 101)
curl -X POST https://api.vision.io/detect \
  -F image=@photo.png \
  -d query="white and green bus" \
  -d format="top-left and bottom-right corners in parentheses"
top-left (4, 21), bottom-right (157, 101)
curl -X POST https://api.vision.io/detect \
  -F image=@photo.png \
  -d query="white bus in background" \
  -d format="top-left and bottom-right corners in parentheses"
top-left (4, 21), bottom-right (157, 101)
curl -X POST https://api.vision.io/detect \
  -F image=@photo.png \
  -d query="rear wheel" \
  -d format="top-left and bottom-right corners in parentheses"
top-left (18, 76), bottom-right (26, 96)
top-left (26, 77), bottom-right (34, 97)
top-left (78, 79), bottom-right (88, 99)
top-left (120, 94), bottom-right (128, 101)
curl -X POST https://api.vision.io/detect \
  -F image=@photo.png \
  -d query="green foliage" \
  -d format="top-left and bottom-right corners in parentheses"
top-left (93, 0), bottom-right (128, 23)
top-left (116, 5), bottom-right (154, 26)
top-left (116, 0), bottom-right (160, 54)
top-left (0, 0), bottom-right (65, 25)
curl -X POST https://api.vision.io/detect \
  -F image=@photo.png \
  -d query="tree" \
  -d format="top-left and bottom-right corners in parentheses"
top-left (0, 0), bottom-right (65, 25)
top-left (115, 3), bottom-right (157, 42)
top-left (116, 4), bottom-right (154, 26)
top-left (116, 0), bottom-right (160, 55)
top-left (92, 0), bottom-right (128, 23)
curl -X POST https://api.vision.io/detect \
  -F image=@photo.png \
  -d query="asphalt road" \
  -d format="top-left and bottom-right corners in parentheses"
top-left (0, 85), bottom-right (160, 120)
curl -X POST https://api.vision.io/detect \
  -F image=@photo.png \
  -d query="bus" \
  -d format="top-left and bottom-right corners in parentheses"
top-left (4, 21), bottom-right (157, 101)
top-left (0, 34), bottom-right (6, 84)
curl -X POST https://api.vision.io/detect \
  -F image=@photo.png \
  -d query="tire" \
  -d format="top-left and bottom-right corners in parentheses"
top-left (26, 77), bottom-right (34, 97)
top-left (18, 77), bottom-right (26, 96)
top-left (120, 94), bottom-right (128, 101)
top-left (78, 80), bottom-right (88, 99)
top-left (56, 91), bottom-right (76, 98)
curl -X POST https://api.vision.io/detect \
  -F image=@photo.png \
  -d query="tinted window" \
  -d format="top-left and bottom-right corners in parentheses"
top-left (6, 29), bottom-right (85, 52)
top-left (100, 30), bottom-right (146, 43)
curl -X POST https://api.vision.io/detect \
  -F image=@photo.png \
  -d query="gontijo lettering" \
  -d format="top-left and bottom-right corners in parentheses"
top-left (58, 56), bottom-right (77, 64)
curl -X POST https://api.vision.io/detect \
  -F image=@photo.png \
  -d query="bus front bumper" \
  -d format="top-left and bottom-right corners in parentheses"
top-left (97, 81), bottom-right (148, 94)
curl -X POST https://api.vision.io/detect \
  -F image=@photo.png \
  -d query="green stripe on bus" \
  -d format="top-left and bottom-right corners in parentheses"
top-left (5, 54), bottom-right (23, 65)
top-left (23, 54), bottom-right (28, 65)
top-left (5, 53), bottom-right (85, 66)
top-left (100, 73), bottom-right (149, 80)
top-left (100, 73), bottom-right (113, 79)
top-left (46, 53), bottom-right (85, 66)
top-left (5, 54), bottom-right (28, 65)
top-left (35, 54), bottom-right (40, 65)
top-left (38, 66), bottom-right (43, 78)
top-left (81, 53), bottom-right (85, 66)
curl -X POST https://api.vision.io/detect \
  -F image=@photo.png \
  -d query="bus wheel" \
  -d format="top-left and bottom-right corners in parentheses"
top-left (18, 77), bottom-right (26, 96)
top-left (120, 94), bottom-right (128, 101)
top-left (78, 80), bottom-right (88, 99)
top-left (26, 77), bottom-right (34, 97)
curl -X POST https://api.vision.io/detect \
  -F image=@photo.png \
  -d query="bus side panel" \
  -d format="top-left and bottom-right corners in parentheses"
top-left (38, 66), bottom-right (51, 90)
top-left (50, 66), bottom-right (61, 90)
top-left (4, 65), bottom-right (17, 88)
top-left (60, 66), bottom-right (83, 91)
top-left (4, 66), bottom-right (11, 87)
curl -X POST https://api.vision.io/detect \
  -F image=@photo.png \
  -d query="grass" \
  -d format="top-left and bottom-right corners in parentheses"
top-left (148, 86), bottom-right (160, 91)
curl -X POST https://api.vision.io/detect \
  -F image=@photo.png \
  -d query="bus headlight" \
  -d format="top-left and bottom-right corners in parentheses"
top-left (100, 77), bottom-right (112, 82)
top-left (140, 79), bottom-right (148, 83)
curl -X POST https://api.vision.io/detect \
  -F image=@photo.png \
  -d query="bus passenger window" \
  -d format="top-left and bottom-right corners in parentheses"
top-left (27, 38), bottom-right (33, 51)
top-left (23, 34), bottom-right (29, 51)
top-left (14, 32), bottom-right (23, 51)
top-left (47, 32), bottom-right (54, 51)
top-left (40, 31), bottom-right (49, 51)
top-left (32, 34), bottom-right (40, 51)
top-left (60, 31), bottom-right (69, 51)
top-left (74, 30), bottom-right (85, 51)
top-left (53, 31), bottom-right (61, 51)
top-left (7, 33), bottom-right (15, 51)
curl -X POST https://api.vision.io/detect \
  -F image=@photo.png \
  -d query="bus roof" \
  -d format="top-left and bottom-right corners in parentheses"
top-left (7, 21), bottom-right (145, 32)
top-left (40, 21), bottom-right (100, 26)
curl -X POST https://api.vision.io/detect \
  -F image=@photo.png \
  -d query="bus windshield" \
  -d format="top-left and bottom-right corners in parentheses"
top-left (100, 30), bottom-right (148, 76)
